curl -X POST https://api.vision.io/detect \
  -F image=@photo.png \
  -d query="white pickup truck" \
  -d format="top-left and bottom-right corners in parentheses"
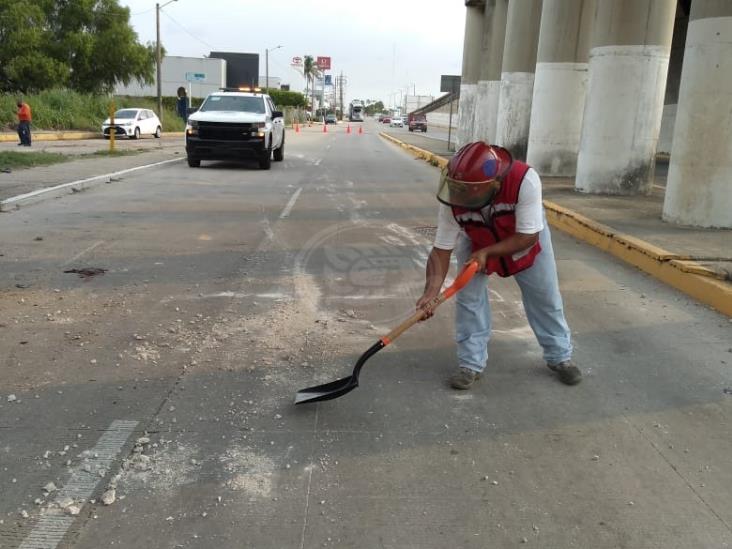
top-left (185, 89), bottom-right (285, 170)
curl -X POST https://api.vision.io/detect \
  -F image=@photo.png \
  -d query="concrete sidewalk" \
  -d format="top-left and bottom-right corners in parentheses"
top-left (0, 130), bottom-right (184, 143)
top-left (381, 130), bottom-right (732, 317)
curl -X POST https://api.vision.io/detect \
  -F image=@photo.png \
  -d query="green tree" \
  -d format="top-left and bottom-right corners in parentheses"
top-left (0, 0), bottom-right (155, 94)
top-left (302, 55), bottom-right (320, 110)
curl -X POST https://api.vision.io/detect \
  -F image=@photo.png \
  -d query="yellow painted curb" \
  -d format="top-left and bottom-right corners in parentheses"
top-left (1, 131), bottom-right (184, 142)
top-left (380, 132), bottom-right (448, 169)
top-left (0, 131), bottom-right (98, 142)
top-left (379, 132), bottom-right (732, 317)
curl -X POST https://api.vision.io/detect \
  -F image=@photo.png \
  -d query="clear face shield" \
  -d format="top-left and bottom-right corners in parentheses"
top-left (436, 168), bottom-right (502, 210)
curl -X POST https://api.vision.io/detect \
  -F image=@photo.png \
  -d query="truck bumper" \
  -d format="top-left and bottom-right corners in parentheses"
top-left (185, 136), bottom-right (268, 159)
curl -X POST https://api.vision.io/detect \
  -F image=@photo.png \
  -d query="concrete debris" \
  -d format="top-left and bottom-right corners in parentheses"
top-left (42, 482), bottom-right (58, 494)
top-left (101, 489), bottom-right (116, 505)
top-left (592, 455), bottom-right (600, 461)
top-left (20, 510), bottom-right (29, 519)
top-left (7, 394), bottom-right (17, 402)
top-left (57, 497), bottom-right (75, 509)
top-left (66, 505), bottom-right (81, 516)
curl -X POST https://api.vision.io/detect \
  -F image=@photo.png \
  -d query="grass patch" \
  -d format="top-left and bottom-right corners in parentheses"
top-left (1, 89), bottom-right (188, 133)
top-left (0, 151), bottom-right (69, 171)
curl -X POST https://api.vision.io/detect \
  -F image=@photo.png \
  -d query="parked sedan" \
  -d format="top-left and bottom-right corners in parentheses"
top-left (389, 117), bottom-right (404, 128)
top-left (325, 113), bottom-right (338, 124)
top-left (102, 108), bottom-right (162, 139)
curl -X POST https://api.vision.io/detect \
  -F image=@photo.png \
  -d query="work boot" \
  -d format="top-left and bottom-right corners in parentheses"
top-left (547, 361), bottom-right (582, 385)
top-left (449, 367), bottom-right (481, 390)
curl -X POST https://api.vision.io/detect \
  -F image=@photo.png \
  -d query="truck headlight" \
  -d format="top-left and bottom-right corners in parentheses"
top-left (186, 120), bottom-right (198, 136)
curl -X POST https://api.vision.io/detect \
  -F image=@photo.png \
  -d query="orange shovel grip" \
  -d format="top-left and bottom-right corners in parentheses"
top-left (442, 260), bottom-right (479, 300)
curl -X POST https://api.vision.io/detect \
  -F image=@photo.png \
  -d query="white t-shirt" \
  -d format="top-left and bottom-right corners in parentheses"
top-left (433, 167), bottom-right (544, 250)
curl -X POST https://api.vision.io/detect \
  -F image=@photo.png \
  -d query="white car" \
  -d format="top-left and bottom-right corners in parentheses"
top-left (389, 117), bottom-right (404, 128)
top-left (102, 108), bottom-right (162, 140)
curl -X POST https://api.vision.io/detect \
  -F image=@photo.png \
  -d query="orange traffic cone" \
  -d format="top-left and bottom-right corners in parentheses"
top-left (358, 126), bottom-right (363, 135)
top-left (346, 124), bottom-right (351, 134)
top-left (323, 123), bottom-right (327, 133)
top-left (295, 122), bottom-right (300, 133)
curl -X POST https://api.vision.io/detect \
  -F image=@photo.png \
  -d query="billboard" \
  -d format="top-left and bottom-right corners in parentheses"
top-left (324, 75), bottom-right (332, 86)
top-left (316, 56), bottom-right (331, 70)
top-left (440, 75), bottom-right (461, 93)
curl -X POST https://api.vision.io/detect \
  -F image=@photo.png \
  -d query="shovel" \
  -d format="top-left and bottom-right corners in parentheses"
top-left (294, 260), bottom-right (479, 405)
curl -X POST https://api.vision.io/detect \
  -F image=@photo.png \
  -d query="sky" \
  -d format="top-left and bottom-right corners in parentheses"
top-left (120, 0), bottom-right (466, 106)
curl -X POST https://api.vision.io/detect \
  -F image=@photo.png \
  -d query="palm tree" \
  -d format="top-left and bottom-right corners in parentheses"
top-left (303, 55), bottom-right (320, 116)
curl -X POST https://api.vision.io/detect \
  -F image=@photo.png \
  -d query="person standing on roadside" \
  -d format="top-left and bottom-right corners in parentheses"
top-left (17, 100), bottom-right (32, 147)
top-left (416, 142), bottom-right (581, 390)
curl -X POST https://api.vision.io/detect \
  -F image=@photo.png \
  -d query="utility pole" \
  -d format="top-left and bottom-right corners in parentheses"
top-left (265, 45), bottom-right (283, 91)
top-left (339, 72), bottom-right (344, 119)
top-left (156, 0), bottom-right (178, 124)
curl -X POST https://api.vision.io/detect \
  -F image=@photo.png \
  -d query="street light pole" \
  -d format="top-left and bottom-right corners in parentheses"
top-left (156, 0), bottom-right (178, 124)
top-left (265, 45), bottom-right (282, 91)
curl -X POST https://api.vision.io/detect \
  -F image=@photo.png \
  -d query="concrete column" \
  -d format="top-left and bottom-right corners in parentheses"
top-left (472, 0), bottom-right (507, 144)
top-left (494, 0), bottom-right (543, 159)
top-left (456, 2), bottom-right (485, 148)
top-left (663, 1), bottom-right (732, 228)
top-left (526, 0), bottom-right (594, 176)
top-left (575, 0), bottom-right (676, 194)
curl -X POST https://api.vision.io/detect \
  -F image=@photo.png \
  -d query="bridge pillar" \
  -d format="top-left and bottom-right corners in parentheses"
top-left (472, 0), bottom-right (507, 144)
top-left (456, 1), bottom-right (485, 148)
top-left (526, 0), bottom-right (594, 176)
top-left (575, 0), bottom-right (676, 194)
top-left (663, 1), bottom-right (732, 228)
top-left (494, 0), bottom-right (542, 160)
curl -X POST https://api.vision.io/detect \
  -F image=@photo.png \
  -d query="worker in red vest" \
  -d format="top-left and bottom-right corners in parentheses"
top-left (416, 142), bottom-right (581, 390)
top-left (17, 100), bottom-right (32, 147)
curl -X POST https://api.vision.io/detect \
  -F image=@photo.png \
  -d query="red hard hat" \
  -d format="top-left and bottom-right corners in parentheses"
top-left (437, 142), bottom-right (512, 210)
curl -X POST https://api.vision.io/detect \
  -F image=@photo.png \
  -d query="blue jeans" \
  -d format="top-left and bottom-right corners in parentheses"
top-left (18, 121), bottom-right (31, 145)
top-left (454, 220), bottom-right (572, 372)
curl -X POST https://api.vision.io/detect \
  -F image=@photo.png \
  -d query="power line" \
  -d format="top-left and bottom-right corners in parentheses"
top-left (160, 10), bottom-right (214, 50)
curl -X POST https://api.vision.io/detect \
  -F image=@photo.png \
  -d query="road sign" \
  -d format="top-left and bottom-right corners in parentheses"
top-left (324, 75), bottom-right (332, 86)
top-left (440, 75), bottom-right (461, 94)
top-left (186, 72), bottom-right (206, 82)
top-left (291, 56), bottom-right (303, 67)
top-left (316, 56), bottom-right (331, 70)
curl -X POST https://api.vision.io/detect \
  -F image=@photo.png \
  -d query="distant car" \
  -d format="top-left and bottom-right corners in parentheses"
top-left (389, 117), bottom-right (404, 128)
top-left (102, 108), bottom-right (162, 139)
top-left (408, 114), bottom-right (428, 132)
top-left (377, 114), bottom-right (385, 122)
top-left (325, 114), bottom-right (338, 124)
top-left (382, 117), bottom-right (391, 124)
top-left (401, 116), bottom-right (409, 125)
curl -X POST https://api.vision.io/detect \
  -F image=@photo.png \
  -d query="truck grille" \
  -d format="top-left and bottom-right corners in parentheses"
top-left (197, 122), bottom-right (256, 141)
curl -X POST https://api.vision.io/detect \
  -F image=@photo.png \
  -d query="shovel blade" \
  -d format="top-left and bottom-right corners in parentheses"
top-left (294, 376), bottom-right (358, 405)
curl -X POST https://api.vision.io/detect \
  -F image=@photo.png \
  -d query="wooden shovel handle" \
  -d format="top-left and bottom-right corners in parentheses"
top-left (380, 260), bottom-right (479, 346)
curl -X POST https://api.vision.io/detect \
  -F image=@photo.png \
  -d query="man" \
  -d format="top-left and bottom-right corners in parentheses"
top-left (416, 142), bottom-right (581, 389)
top-left (16, 100), bottom-right (32, 147)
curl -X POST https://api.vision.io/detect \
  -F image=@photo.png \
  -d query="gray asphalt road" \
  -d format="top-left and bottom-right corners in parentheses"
top-left (1, 122), bottom-right (730, 548)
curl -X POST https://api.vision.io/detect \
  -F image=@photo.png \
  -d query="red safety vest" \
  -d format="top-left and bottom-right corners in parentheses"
top-left (452, 161), bottom-right (541, 277)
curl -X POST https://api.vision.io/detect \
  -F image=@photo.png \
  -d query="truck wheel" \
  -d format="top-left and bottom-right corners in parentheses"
top-left (273, 135), bottom-right (285, 162)
top-left (259, 150), bottom-right (272, 170)
top-left (187, 156), bottom-right (200, 168)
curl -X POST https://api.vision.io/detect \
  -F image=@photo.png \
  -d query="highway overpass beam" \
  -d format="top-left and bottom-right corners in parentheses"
top-left (527, 0), bottom-right (594, 176)
top-left (456, 1), bottom-right (485, 148)
top-left (663, 0), bottom-right (732, 228)
top-left (575, 0), bottom-right (676, 194)
top-left (494, 0), bottom-right (543, 160)
top-left (473, 0), bottom-right (507, 144)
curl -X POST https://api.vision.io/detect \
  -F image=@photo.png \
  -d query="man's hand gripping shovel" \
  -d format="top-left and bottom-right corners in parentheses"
top-left (294, 260), bottom-right (479, 404)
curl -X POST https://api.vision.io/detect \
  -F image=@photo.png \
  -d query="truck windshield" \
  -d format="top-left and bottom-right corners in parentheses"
top-left (200, 96), bottom-right (266, 114)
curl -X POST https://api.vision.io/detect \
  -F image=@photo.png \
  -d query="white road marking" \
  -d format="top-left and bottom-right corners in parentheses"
top-left (279, 187), bottom-right (303, 219)
top-left (313, 158), bottom-right (322, 166)
top-left (0, 158), bottom-right (182, 211)
top-left (19, 420), bottom-right (138, 549)
top-left (63, 240), bottom-right (105, 267)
